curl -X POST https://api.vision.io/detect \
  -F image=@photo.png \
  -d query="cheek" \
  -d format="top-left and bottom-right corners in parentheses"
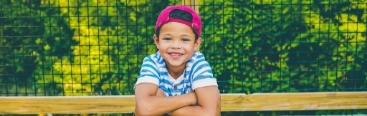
top-left (158, 42), bottom-right (169, 47)
top-left (156, 42), bottom-right (170, 50)
top-left (185, 44), bottom-right (196, 51)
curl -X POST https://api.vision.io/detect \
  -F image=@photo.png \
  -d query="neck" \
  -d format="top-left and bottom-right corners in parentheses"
top-left (166, 64), bottom-right (185, 79)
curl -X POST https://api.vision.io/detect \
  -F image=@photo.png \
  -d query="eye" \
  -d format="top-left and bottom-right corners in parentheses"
top-left (163, 38), bottom-right (172, 41)
top-left (181, 38), bottom-right (190, 42)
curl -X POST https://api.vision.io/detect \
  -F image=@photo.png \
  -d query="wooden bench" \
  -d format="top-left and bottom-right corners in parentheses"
top-left (0, 92), bottom-right (366, 114)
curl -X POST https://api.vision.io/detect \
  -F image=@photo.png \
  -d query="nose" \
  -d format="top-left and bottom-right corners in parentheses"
top-left (170, 40), bottom-right (181, 49)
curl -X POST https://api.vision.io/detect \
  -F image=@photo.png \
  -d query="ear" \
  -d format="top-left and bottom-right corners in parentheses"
top-left (153, 34), bottom-right (160, 49)
top-left (194, 38), bottom-right (202, 51)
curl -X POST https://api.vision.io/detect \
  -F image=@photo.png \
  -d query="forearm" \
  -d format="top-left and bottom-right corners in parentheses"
top-left (170, 105), bottom-right (220, 116)
top-left (170, 86), bottom-right (221, 116)
top-left (135, 93), bottom-right (195, 116)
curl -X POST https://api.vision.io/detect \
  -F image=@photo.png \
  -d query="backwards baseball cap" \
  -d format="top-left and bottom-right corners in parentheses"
top-left (155, 5), bottom-right (202, 37)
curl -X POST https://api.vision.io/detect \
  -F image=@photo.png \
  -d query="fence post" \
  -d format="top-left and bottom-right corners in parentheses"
top-left (182, 0), bottom-right (199, 13)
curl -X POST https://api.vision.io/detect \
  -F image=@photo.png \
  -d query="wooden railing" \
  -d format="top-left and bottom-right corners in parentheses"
top-left (1, 92), bottom-right (366, 114)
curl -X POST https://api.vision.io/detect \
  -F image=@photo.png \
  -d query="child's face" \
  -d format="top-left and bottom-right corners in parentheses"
top-left (154, 22), bottom-right (201, 70)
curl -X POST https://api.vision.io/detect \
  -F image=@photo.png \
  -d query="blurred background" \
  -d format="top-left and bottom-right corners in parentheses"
top-left (1, 0), bottom-right (366, 115)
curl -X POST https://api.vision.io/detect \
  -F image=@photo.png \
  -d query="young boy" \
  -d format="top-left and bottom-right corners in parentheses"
top-left (134, 5), bottom-right (221, 116)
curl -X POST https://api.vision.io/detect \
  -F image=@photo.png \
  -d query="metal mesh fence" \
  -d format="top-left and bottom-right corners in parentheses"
top-left (0, 0), bottom-right (366, 97)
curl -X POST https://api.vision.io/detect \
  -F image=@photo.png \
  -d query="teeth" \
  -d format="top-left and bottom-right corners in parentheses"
top-left (171, 53), bottom-right (181, 56)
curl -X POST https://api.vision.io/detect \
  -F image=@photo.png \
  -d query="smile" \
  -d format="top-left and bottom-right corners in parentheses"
top-left (168, 53), bottom-right (183, 58)
top-left (169, 53), bottom-right (183, 56)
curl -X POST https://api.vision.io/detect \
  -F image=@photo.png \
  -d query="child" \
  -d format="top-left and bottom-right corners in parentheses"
top-left (134, 5), bottom-right (221, 116)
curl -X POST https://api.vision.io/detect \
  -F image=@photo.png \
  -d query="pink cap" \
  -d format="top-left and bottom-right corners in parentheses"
top-left (155, 5), bottom-right (202, 37)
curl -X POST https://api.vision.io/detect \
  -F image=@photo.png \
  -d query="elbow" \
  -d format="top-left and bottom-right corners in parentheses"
top-left (216, 102), bottom-right (221, 116)
top-left (200, 110), bottom-right (218, 116)
top-left (201, 103), bottom-right (221, 116)
top-left (217, 95), bottom-right (221, 112)
top-left (205, 95), bottom-right (221, 116)
top-left (135, 103), bottom-right (156, 116)
top-left (217, 95), bottom-right (222, 115)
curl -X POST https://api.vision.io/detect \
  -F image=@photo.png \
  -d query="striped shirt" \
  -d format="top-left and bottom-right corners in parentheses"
top-left (135, 51), bottom-right (218, 96)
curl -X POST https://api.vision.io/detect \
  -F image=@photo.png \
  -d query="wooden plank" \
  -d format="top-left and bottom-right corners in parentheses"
top-left (221, 92), bottom-right (367, 111)
top-left (0, 95), bottom-right (136, 114)
top-left (0, 92), bottom-right (366, 114)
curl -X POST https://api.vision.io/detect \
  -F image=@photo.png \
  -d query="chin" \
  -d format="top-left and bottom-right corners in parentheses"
top-left (168, 62), bottom-right (185, 67)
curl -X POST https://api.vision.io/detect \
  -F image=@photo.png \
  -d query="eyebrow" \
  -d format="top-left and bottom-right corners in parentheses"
top-left (161, 33), bottom-right (192, 38)
top-left (181, 34), bottom-right (192, 37)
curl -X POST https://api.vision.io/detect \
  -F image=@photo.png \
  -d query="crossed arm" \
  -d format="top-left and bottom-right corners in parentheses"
top-left (134, 83), bottom-right (221, 116)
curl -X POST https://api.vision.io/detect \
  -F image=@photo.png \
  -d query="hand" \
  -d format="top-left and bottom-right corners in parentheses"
top-left (168, 92), bottom-right (198, 115)
top-left (155, 88), bottom-right (166, 97)
top-left (188, 92), bottom-right (198, 106)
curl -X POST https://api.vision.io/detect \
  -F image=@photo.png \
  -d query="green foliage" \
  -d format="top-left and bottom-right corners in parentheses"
top-left (200, 0), bottom-right (367, 93)
top-left (1, 0), bottom-right (366, 114)
top-left (1, 0), bottom-right (366, 98)
top-left (0, 0), bottom-right (73, 95)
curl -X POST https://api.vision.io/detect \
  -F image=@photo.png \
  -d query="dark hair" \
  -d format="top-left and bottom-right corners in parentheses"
top-left (155, 9), bottom-right (199, 40)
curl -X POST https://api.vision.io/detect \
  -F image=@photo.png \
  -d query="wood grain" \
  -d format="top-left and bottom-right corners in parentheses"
top-left (221, 92), bottom-right (367, 111)
top-left (0, 95), bottom-right (136, 114)
top-left (0, 92), bottom-right (366, 114)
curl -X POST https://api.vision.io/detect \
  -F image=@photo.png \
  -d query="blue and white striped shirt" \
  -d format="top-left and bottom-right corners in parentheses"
top-left (135, 51), bottom-right (218, 96)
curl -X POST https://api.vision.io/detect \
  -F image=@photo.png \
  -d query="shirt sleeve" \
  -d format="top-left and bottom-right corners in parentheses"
top-left (191, 55), bottom-right (218, 90)
top-left (134, 56), bottom-right (160, 88)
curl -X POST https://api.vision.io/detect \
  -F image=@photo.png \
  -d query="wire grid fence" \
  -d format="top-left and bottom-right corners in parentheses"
top-left (1, 0), bottom-right (366, 97)
top-left (1, 0), bottom-right (367, 115)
